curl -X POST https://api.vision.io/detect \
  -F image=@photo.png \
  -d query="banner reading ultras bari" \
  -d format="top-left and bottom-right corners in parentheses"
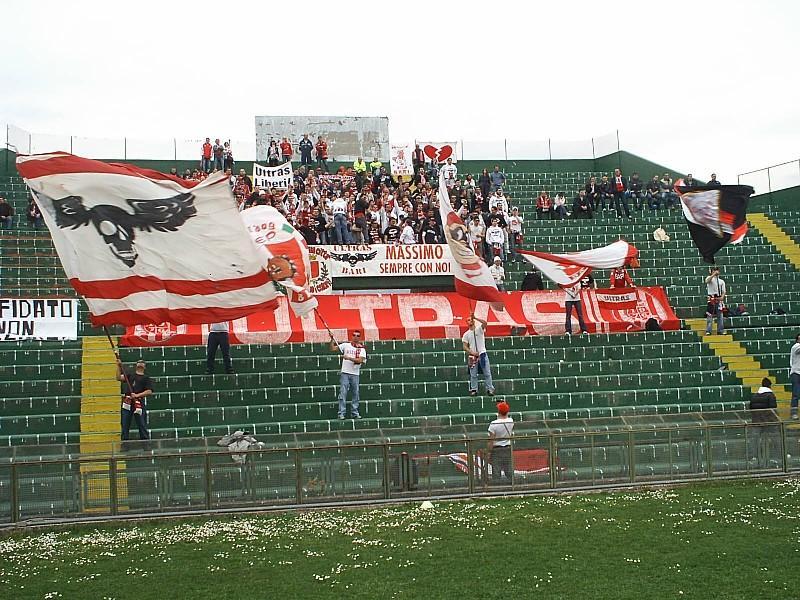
top-left (310, 244), bottom-right (454, 278)
top-left (120, 288), bottom-right (680, 346)
top-left (0, 298), bottom-right (79, 341)
top-left (252, 161), bottom-right (293, 189)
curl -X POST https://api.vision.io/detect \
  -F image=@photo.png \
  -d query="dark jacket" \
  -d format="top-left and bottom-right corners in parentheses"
top-left (521, 272), bottom-right (544, 291)
top-left (749, 388), bottom-right (778, 423)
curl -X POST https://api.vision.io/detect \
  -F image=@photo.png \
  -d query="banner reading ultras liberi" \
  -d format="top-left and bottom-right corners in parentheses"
top-left (120, 287), bottom-right (679, 346)
top-left (310, 244), bottom-right (454, 278)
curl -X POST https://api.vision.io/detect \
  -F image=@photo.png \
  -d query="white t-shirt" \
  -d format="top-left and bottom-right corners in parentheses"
top-left (488, 417), bottom-right (514, 447)
top-left (489, 196), bottom-right (508, 214)
top-left (400, 225), bottom-right (417, 244)
top-left (209, 322), bottom-right (229, 333)
top-left (462, 322), bottom-right (487, 355)
top-left (508, 214), bottom-right (523, 233)
top-left (338, 342), bottom-right (367, 376)
top-left (791, 342), bottom-right (800, 375)
top-left (489, 264), bottom-right (505, 283)
top-left (564, 285), bottom-right (581, 302)
top-left (706, 277), bottom-right (726, 298)
top-left (332, 198), bottom-right (347, 215)
top-left (441, 163), bottom-right (458, 180)
top-left (468, 221), bottom-right (485, 244)
top-left (485, 225), bottom-right (505, 245)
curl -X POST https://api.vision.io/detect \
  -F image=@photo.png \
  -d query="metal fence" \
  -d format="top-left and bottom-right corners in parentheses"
top-left (738, 159), bottom-right (800, 194)
top-left (1, 413), bottom-right (796, 525)
top-left (4, 122), bottom-right (621, 162)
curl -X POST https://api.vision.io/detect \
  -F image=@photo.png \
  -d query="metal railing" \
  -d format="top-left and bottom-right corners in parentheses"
top-left (738, 158), bottom-right (800, 195)
top-left (3, 123), bottom-right (622, 162)
top-left (0, 412), bottom-right (796, 525)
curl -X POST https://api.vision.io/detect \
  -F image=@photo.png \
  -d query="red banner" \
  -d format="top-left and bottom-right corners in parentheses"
top-left (120, 288), bottom-right (678, 347)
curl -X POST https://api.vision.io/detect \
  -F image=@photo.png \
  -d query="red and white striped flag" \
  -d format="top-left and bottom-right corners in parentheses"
top-left (16, 152), bottom-right (278, 326)
top-left (518, 240), bottom-right (638, 287)
top-left (437, 175), bottom-right (505, 305)
top-left (240, 205), bottom-right (318, 317)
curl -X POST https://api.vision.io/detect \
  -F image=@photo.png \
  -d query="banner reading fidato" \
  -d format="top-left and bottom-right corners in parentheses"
top-left (310, 244), bottom-right (453, 278)
top-left (0, 298), bottom-right (79, 340)
top-left (252, 161), bottom-right (294, 190)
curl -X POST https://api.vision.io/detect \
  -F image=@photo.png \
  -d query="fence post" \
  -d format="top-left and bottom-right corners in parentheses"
top-left (504, 138), bottom-right (508, 161)
top-left (781, 422), bottom-right (788, 473)
top-left (28, 133), bottom-right (32, 155)
top-left (467, 439), bottom-right (475, 494)
top-left (460, 139), bottom-right (464, 161)
top-left (70, 136), bottom-right (73, 155)
top-left (295, 449), bottom-right (304, 504)
top-left (628, 431), bottom-right (636, 483)
top-left (382, 444), bottom-right (391, 499)
top-left (109, 457), bottom-right (118, 516)
top-left (124, 137), bottom-right (127, 161)
top-left (548, 434), bottom-right (557, 489)
top-left (204, 453), bottom-right (213, 510)
top-left (10, 463), bottom-right (19, 522)
top-left (705, 425), bottom-right (714, 478)
top-left (173, 138), bottom-right (177, 162)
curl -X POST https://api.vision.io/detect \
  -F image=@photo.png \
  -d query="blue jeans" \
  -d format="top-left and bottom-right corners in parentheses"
top-left (214, 156), bottom-right (223, 171)
top-left (201, 158), bottom-right (212, 173)
top-left (626, 191), bottom-right (645, 211)
top-left (333, 213), bottom-right (351, 244)
top-left (791, 372), bottom-right (800, 416)
top-left (468, 353), bottom-right (494, 393)
top-left (0, 216), bottom-right (12, 228)
top-left (647, 193), bottom-right (661, 211)
top-left (706, 311), bottom-right (724, 334)
top-left (338, 373), bottom-right (360, 417)
top-left (206, 331), bottom-right (232, 373)
top-left (121, 405), bottom-right (149, 440)
top-left (565, 301), bottom-right (587, 334)
top-left (663, 191), bottom-right (679, 208)
top-left (613, 193), bottom-right (631, 218)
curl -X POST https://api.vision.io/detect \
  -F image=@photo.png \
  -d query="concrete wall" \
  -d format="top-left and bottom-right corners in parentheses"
top-left (254, 116), bottom-right (389, 163)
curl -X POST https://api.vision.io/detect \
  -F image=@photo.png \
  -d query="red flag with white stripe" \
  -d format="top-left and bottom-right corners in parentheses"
top-left (437, 175), bottom-right (505, 304)
top-left (518, 240), bottom-right (638, 287)
top-left (240, 205), bottom-right (318, 317)
top-left (16, 152), bottom-right (278, 326)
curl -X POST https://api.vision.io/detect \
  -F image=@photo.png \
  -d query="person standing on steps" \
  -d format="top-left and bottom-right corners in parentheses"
top-left (790, 333), bottom-right (800, 420)
top-left (115, 355), bottom-right (153, 442)
top-left (487, 401), bottom-right (514, 484)
top-left (206, 322), bottom-right (234, 374)
top-left (562, 283), bottom-right (589, 336)
top-left (705, 267), bottom-right (727, 335)
top-left (462, 314), bottom-right (495, 397)
top-left (331, 330), bottom-right (367, 419)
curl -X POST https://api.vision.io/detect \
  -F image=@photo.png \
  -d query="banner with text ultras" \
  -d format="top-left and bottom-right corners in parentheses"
top-left (252, 161), bottom-right (294, 190)
top-left (0, 298), bottom-right (79, 340)
top-left (310, 244), bottom-right (453, 278)
top-left (120, 288), bottom-right (680, 346)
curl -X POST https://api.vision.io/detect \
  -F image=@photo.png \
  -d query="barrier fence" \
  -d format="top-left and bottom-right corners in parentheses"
top-left (4, 122), bottom-right (621, 162)
top-left (1, 412), bottom-right (796, 525)
top-left (738, 159), bottom-right (800, 195)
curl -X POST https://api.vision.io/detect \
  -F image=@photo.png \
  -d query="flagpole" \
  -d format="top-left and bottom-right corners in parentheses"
top-left (103, 325), bottom-right (135, 398)
top-left (314, 307), bottom-right (340, 346)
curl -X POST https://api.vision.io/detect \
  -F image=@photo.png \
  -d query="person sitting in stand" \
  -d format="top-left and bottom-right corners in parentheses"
top-left (646, 175), bottom-right (662, 211)
top-left (536, 190), bottom-right (553, 219)
top-left (627, 172), bottom-right (645, 211)
top-left (553, 193), bottom-right (568, 220)
top-left (572, 189), bottom-right (593, 219)
top-left (598, 175), bottom-right (614, 212)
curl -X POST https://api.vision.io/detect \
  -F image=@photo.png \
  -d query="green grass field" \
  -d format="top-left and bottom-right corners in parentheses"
top-left (2, 477), bottom-right (799, 599)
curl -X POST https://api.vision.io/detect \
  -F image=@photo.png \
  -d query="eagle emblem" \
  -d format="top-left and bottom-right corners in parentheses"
top-left (330, 250), bottom-right (378, 266)
top-left (43, 192), bottom-right (197, 267)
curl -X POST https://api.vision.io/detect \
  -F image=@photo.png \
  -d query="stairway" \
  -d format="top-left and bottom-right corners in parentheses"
top-left (748, 213), bottom-right (800, 269)
top-left (80, 336), bottom-right (127, 512)
top-left (685, 319), bottom-right (792, 418)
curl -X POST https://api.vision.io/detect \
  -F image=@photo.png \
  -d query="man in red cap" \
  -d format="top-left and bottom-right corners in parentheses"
top-left (487, 401), bottom-right (513, 484)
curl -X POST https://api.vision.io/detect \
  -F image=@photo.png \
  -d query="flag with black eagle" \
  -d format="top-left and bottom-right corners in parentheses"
top-left (675, 180), bottom-right (754, 263)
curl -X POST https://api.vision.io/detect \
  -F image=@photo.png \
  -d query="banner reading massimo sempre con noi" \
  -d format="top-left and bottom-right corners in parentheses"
top-left (0, 298), bottom-right (79, 340)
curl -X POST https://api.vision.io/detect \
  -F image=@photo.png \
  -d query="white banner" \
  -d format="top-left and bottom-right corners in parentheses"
top-left (416, 141), bottom-right (458, 163)
top-left (252, 161), bottom-right (294, 190)
top-left (309, 244), bottom-right (455, 278)
top-left (0, 298), bottom-right (79, 340)
top-left (390, 142), bottom-right (415, 177)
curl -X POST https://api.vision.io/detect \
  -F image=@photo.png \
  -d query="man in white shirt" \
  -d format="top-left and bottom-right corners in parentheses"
top-left (330, 330), bottom-right (367, 419)
top-left (462, 314), bottom-right (495, 396)
top-left (704, 267), bottom-right (727, 335)
top-left (790, 333), bottom-right (800, 420)
top-left (489, 256), bottom-right (506, 291)
top-left (400, 218), bottom-right (417, 244)
top-left (468, 214), bottom-right (486, 258)
top-left (440, 157), bottom-right (458, 188)
top-left (206, 321), bottom-right (234, 374)
top-left (485, 218), bottom-right (506, 261)
top-left (488, 401), bottom-right (514, 484)
top-left (507, 206), bottom-right (523, 261)
top-left (489, 189), bottom-right (509, 214)
top-left (331, 194), bottom-right (351, 244)
top-left (563, 284), bottom-right (589, 336)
